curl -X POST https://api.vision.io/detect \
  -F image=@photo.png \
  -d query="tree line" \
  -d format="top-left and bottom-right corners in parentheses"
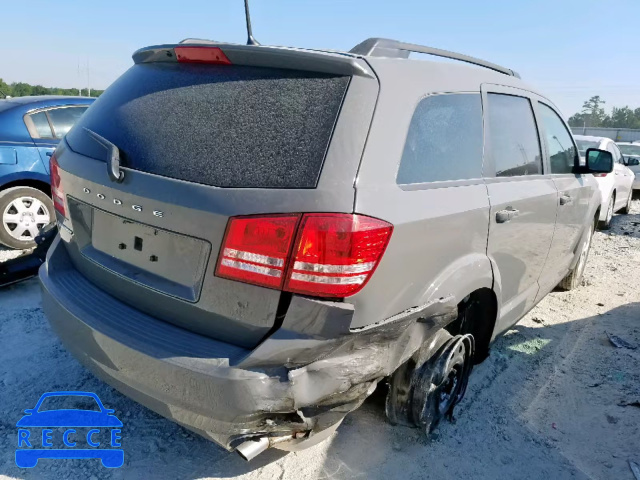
top-left (0, 78), bottom-right (102, 99)
top-left (568, 96), bottom-right (640, 130)
top-left (3, 81), bottom-right (638, 130)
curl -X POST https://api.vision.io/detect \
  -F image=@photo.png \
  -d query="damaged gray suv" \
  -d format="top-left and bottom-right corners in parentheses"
top-left (40, 37), bottom-right (613, 460)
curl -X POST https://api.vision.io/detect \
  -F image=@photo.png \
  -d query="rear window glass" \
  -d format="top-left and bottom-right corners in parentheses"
top-left (66, 63), bottom-right (350, 189)
top-left (619, 144), bottom-right (640, 156)
top-left (575, 139), bottom-right (600, 156)
top-left (396, 93), bottom-right (484, 184)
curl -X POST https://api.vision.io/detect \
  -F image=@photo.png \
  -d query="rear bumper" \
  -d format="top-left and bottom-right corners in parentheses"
top-left (40, 236), bottom-right (445, 450)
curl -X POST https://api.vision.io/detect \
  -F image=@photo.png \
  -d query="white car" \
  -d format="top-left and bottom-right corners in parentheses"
top-left (574, 135), bottom-right (634, 229)
top-left (617, 142), bottom-right (640, 191)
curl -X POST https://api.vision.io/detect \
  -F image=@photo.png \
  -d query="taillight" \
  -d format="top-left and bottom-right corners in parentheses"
top-left (215, 213), bottom-right (393, 298)
top-left (49, 153), bottom-right (66, 216)
top-left (215, 215), bottom-right (300, 289)
top-left (174, 46), bottom-right (232, 65)
top-left (593, 173), bottom-right (608, 177)
top-left (285, 214), bottom-right (393, 297)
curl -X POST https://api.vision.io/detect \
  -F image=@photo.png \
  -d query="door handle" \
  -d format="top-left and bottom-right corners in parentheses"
top-left (559, 194), bottom-right (573, 205)
top-left (496, 207), bottom-right (519, 223)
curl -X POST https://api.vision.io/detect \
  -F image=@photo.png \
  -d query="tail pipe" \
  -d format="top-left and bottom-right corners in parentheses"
top-left (236, 434), bottom-right (295, 461)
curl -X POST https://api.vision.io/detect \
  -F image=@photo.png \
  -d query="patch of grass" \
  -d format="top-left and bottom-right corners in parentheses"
top-left (508, 338), bottom-right (551, 355)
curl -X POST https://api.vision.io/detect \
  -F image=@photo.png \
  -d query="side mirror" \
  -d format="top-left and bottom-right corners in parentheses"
top-left (628, 158), bottom-right (640, 166)
top-left (584, 148), bottom-right (613, 174)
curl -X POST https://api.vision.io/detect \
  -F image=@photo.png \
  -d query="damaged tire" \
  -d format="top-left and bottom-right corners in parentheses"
top-left (385, 333), bottom-right (474, 435)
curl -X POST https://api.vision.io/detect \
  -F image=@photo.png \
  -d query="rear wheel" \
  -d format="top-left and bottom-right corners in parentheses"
top-left (599, 192), bottom-right (615, 230)
top-left (558, 220), bottom-right (594, 291)
top-left (621, 190), bottom-right (633, 215)
top-left (0, 187), bottom-right (54, 250)
top-left (386, 333), bottom-right (474, 435)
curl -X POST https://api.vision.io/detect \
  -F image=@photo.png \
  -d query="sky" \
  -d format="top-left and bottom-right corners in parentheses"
top-left (2, 0), bottom-right (639, 117)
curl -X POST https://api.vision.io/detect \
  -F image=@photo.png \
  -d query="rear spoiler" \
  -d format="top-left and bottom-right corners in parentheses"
top-left (132, 42), bottom-right (375, 78)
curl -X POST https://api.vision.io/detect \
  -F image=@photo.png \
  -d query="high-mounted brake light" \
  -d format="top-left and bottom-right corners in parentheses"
top-left (49, 153), bottom-right (66, 216)
top-left (215, 213), bottom-right (393, 298)
top-left (174, 46), bottom-right (232, 65)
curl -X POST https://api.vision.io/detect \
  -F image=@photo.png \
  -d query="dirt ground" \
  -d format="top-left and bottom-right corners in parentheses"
top-left (1, 200), bottom-right (639, 480)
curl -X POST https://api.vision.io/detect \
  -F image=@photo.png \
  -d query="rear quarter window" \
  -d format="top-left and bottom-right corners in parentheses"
top-left (28, 111), bottom-right (54, 138)
top-left (396, 93), bottom-right (483, 185)
top-left (48, 106), bottom-right (89, 138)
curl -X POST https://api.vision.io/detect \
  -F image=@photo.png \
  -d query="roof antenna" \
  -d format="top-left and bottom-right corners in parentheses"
top-left (244, 0), bottom-right (260, 46)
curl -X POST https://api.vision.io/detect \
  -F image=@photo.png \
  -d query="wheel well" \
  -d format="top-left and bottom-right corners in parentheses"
top-left (446, 288), bottom-right (497, 362)
top-left (0, 179), bottom-right (51, 197)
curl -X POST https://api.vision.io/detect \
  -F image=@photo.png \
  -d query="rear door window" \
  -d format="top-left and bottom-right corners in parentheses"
top-left (486, 93), bottom-right (542, 177)
top-left (538, 103), bottom-right (578, 174)
top-left (396, 93), bottom-right (483, 184)
top-left (47, 107), bottom-right (89, 138)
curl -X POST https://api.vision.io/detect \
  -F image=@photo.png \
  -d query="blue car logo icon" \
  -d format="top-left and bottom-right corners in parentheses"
top-left (16, 391), bottom-right (123, 468)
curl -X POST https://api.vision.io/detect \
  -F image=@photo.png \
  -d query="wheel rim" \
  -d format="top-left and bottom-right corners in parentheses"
top-left (411, 335), bottom-right (474, 433)
top-left (2, 196), bottom-right (50, 241)
top-left (606, 199), bottom-right (614, 223)
top-left (575, 226), bottom-right (592, 279)
top-left (437, 365), bottom-right (462, 416)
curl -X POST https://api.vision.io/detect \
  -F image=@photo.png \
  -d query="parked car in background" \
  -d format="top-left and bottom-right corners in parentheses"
top-left (41, 37), bottom-right (611, 460)
top-left (617, 142), bottom-right (640, 191)
top-left (0, 96), bottom-right (94, 249)
top-left (574, 135), bottom-right (634, 228)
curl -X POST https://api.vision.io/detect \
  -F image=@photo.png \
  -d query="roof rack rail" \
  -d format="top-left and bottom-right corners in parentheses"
top-left (349, 38), bottom-right (520, 78)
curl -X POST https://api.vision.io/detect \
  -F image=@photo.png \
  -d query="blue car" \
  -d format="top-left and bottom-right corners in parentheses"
top-left (0, 96), bottom-right (94, 249)
top-left (16, 391), bottom-right (123, 468)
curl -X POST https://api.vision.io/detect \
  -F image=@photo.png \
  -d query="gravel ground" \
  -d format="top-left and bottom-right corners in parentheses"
top-left (0, 246), bottom-right (29, 263)
top-left (0, 200), bottom-right (639, 480)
